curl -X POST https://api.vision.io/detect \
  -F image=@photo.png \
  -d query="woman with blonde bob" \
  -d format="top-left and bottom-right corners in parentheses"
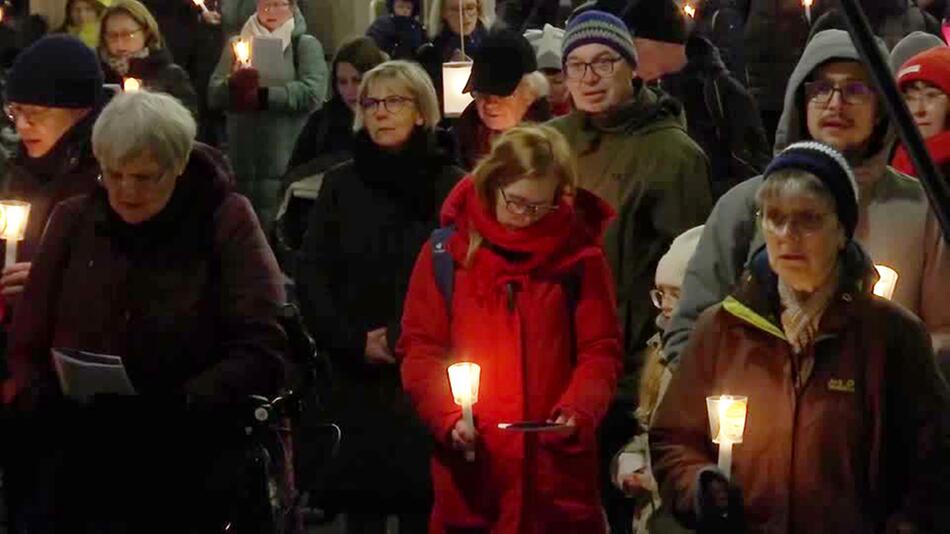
top-left (399, 124), bottom-right (623, 532)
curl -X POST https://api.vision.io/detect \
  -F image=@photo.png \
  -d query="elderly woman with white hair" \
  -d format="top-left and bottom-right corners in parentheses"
top-left (3, 90), bottom-right (289, 531)
top-left (650, 142), bottom-right (950, 533)
top-left (297, 59), bottom-right (462, 533)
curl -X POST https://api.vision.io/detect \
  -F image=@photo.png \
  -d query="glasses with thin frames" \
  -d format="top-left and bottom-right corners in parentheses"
top-left (259, 1), bottom-right (290, 12)
top-left (4, 104), bottom-right (53, 126)
top-left (758, 209), bottom-right (833, 237)
top-left (104, 28), bottom-right (144, 44)
top-left (564, 56), bottom-right (624, 80)
top-left (903, 86), bottom-right (948, 107)
top-left (804, 80), bottom-right (875, 106)
top-left (360, 95), bottom-right (415, 114)
top-left (498, 187), bottom-right (558, 218)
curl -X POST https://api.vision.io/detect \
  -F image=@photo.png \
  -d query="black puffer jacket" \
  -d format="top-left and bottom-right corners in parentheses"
top-left (366, 14), bottom-right (427, 60)
top-left (296, 128), bottom-right (462, 512)
top-left (101, 48), bottom-right (199, 117)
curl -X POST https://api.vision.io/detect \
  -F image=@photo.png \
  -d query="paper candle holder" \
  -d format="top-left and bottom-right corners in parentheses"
top-left (873, 265), bottom-right (899, 300)
top-left (448, 362), bottom-right (480, 405)
top-left (0, 201), bottom-right (30, 242)
top-left (706, 395), bottom-right (748, 444)
top-left (233, 39), bottom-right (251, 67)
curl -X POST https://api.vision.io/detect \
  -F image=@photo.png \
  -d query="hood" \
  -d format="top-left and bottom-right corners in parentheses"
top-left (291, 8), bottom-right (308, 37)
top-left (774, 29), bottom-right (895, 190)
top-left (889, 31), bottom-right (946, 74)
top-left (682, 35), bottom-right (726, 76)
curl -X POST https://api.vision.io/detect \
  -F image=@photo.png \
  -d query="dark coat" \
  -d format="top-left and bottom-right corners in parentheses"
top-left (6, 143), bottom-right (288, 407)
top-left (101, 48), bottom-right (200, 118)
top-left (366, 14), bottom-right (427, 60)
top-left (296, 128), bottom-right (463, 512)
top-left (453, 97), bottom-right (552, 170)
top-left (661, 35), bottom-right (770, 201)
top-left (1, 112), bottom-right (100, 263)
top-left (651, 244), bottom-right (950, 533)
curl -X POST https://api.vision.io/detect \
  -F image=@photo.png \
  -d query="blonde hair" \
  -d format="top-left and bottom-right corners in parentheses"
top-left (465, 124), bottom-right (577, 265)
top-left (353, 60), bottom-right (441, 132)
top-left (427, 0), bottom-right (494, 40)
top-left (100, 0), bottom-right (164, 51)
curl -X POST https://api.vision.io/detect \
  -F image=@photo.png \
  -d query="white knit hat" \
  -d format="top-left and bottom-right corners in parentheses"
top-left (524, 24), bottom-right (565, 71)
top-left (655, 226), bottom-right (704, 288)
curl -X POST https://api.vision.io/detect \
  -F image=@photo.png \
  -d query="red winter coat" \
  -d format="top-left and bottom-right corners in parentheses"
top-left (398, 178), bottom-right (623, 534)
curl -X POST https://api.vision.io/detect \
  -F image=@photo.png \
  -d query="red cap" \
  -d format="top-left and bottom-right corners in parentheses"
top-left (897, 47), bottom-right (950, 97)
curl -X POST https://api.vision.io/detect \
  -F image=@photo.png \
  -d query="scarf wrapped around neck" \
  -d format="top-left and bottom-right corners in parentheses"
top-left (240, 14), bottom-right (295, 51)
top-left (777, 268), bottom-right (839, 355)
top-left (101, 47), bottom-right (150, 77)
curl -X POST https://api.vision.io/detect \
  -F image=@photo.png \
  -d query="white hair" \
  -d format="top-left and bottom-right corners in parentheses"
top-left (92, 90), bottom-right (196, 174)
top-left (427, 0), bottom-right (494, 40)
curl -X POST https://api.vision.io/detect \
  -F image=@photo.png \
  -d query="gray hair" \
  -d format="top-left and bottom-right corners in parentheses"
top-left (521, 71), bottom-right (549, 99)
top-left (92, 90), bottom-right (196, 175)
top-left (427, 0), bottom-right (494, 40)
top-left (353, 60), bottom-right (441, 132)
top-left (756, 169), bottom-right (839, 215)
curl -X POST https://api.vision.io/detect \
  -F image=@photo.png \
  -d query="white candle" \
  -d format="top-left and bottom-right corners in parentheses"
top-left (448, 362), bottom-right (481, 462)
top-left (192, 0), bottom-right (210, 14)
top-left (123, 77), bottom-right (142, 92)
top-left (0, 201), bottom-right (31, 269)
top-left (873, 265), bottom-right (899, 300)
top-left (706, 395), bottom-right (748, 479)
top-left (802, 0), bottom-right (813, 24)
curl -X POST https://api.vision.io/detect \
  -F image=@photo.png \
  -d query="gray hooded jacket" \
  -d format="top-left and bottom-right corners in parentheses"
top-left (663, 29), bottom-right (950, 365)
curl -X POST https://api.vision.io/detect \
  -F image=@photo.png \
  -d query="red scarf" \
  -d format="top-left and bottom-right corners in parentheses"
top-left (891, 130), bottom-right (950, 176)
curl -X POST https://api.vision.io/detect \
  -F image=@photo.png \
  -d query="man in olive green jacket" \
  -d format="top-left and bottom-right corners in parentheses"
top-left (548, 10), bottom-right (712, 400)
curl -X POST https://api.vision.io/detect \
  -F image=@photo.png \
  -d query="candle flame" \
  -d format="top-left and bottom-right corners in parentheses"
top-left (683, 4), bottom-right (696, 18)
top-left (192, 0), bottom-right (205, 6)
top-left (448, 362), bottom-right (481, 406)
top-left (233, 39), bottom-right (251, 65)
top-left (123, 78), bottom-right (142, 92)
top-left (802, 0), bottom-right (813, 7)
top-left (0, 201), bottom-right (31, 241)
top-left (873, 265), bottom-right (899, 300)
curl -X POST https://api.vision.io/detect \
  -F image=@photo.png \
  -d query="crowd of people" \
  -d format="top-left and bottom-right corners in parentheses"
top-left (0, 0), bottom-right (947, 532)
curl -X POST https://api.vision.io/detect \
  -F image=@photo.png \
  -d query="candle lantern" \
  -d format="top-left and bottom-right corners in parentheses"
top-left (233, 39), bottom-right (251, 68)
top-left (706, 395), bottom-right (748, 478)
top-left (0, 201), bottom-right (30, 268)
top-left (442, 62), bottom-right (474, 118)
top-left (873, 265), bottom-right (899, 300)
top-left (448, 362), bottom-right (481, 461)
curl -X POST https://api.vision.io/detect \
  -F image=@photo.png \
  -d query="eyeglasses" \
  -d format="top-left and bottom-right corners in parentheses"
top-left (445, 3), bottom-right (478, 17)
top-left (650, 288), bottom-right (680, 309)
top-left (759, 209), bottom-right (833, 237)
top-left (360, 95), bottom-right (415, 114)
top-left (259, 1), bottom-right (290, 12)
top-left (564, 56), bottom-right (623, 80)
top-left (498, 187), bottom-right (558, 218)
top-left (4, 104), bottom-right (54, 126)
top-left (104, 28), bottom-right (144, 44)
top-left (99, 170), bottom-right (168, 187)
top-left (804, 80), bottom-right (875, 106)
top-left (904, 86), bottom-right (948, 107)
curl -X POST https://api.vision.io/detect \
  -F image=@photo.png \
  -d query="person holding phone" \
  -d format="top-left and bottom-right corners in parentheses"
top-left (399, 124), bottom-right (623, 532)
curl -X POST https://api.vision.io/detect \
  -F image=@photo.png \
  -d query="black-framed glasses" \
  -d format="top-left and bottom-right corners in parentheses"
top-left (4, 104), bottom-right (53, 126)
top-left (104, 28), bottom-right (144, 44)
top-left (564, 56), bottom-right (623, 80)
top-left (804, 80), bottom-right (875, 106)
top-left (757, 208), bottom-right (833, 237)
top-left (650, 288), bottom-right (680, 309)
top-left (360, 95), bottom-right (415, 114)
top-left (498, 187), bottom-right (558, 218)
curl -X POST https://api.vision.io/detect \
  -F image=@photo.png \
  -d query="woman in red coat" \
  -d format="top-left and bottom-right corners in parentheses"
top-left (398, 124), bottom-right (623, 533)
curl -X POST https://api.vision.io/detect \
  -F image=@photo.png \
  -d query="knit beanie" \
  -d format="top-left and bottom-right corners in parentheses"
top-left (655, 225), bottom-right (703, 288)
top-left (562, 10), bottom-right (638, 69)
top-left (889, 31), bottom-right (946, 74)
top-left (763, 141), bottom-right (860, 239)
top-left (897, 46), bottom-right (950, 99)
top-left (5, 35), bottom-right (104, 109)
top-left (525, 24), bottom-right (565, 72)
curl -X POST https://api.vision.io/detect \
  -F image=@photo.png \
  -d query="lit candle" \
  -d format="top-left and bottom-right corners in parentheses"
top-left (683, 3), bottom-right (696, 18)
top-left (802, 0), bottom-right (813, 24)
top-left (873, 265), bottom-right (899, 300)
top-left (0, 7), bottom-right (5, 23)
top-left (0, 201), bottom-right (31, 269)
top-left (192, 0), bottom-right (210, 14)
top-left (706, 395), bottom-right (748, 478)
top-left (233, 39), bottom-right (251, 68)
top-left (123, 77), bottom-right (142, 92)
top-left (442, 61), bottom-right (474, 118)
top-left (448, 362), bottom-right (481, 462)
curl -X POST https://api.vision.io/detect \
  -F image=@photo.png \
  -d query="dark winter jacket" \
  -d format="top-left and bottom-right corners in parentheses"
top-left (286, 96), bottom-right (355, 178)
top-left (296, 128), bottom-right (462, 510)
top-left (661, 35), bottom-right (770, 201)
top-left (1, 111), bottom-right (100, 263)
top-left (101, 48), bottom-right (199, 118)
top-left (366, 14), bottom-right (427, 60)
top-left (5, 143), bottom-right (288, 408)
top-left (453, 97), bottom-right (552, 170)
top-left (651, 243), bottom-right (950, 533)
top-left (399, 178), bottom-right (622, 533)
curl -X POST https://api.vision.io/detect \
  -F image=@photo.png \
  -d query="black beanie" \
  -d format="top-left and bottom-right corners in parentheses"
top-left (5, 35), bottom-right (104, 109)
top-left (763, 141), bottom-right (860, 239)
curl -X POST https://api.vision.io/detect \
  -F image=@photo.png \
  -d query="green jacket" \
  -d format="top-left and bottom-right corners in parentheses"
top-left (548, 84), bottom-right (712, 400)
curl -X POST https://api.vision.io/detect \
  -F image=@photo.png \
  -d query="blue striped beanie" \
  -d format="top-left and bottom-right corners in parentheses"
top-left (562, 10), bottom-right (637, 69)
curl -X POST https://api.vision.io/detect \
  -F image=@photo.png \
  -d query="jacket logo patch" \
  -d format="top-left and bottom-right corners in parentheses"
top-left (828, 378), bottom-right (856, 393)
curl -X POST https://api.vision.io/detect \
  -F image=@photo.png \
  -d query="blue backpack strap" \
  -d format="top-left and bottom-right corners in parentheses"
top-left (430, 226), bottom-right (457, 312)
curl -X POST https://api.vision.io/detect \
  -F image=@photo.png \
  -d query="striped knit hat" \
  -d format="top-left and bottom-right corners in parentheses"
top-left (562, 10), bottom-right (637, 69)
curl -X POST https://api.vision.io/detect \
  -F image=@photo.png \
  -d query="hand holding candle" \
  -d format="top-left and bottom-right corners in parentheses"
top-left (448, 362), bottom-right (481, 461)
top-left (873, 265), bottom-right (899, 300)
top-left (0, 201), bottom-right (30, 270)
top-left (706, 395), bottom-right (748, 478)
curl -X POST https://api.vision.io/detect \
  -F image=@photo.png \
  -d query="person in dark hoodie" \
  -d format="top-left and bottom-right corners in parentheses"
top-left (98, 0), bottom-right (199, 117)
top-left (366, 0), bottom-right (426, 60)
top-left (3, 90), bottom-right (290, 532)
top-left (296, 60), bottom-right (462, 534)
top-left (453, 28), bottom-right (552, 169)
